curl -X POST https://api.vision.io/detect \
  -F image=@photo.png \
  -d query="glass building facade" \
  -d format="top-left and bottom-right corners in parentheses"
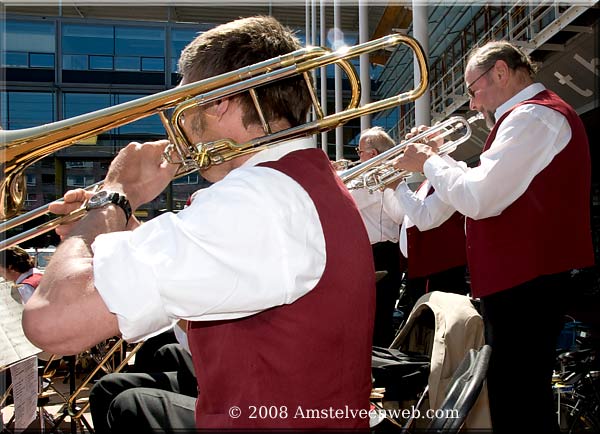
top-left (1, 17), bottom-right (211, 242)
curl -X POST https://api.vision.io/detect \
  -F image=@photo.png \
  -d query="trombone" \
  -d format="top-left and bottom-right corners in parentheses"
top-left (340, 113), bottom-right (483, 192)
top-left (0, 33), bottom-right (428, 251)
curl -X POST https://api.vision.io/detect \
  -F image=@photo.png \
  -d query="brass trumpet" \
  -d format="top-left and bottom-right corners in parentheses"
top-left (340, 113), bottom-right (483, 192)
top-left (0, 33), bottom-right (428, 251)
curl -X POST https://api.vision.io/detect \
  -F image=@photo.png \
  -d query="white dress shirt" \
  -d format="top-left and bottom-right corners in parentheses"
top-left (350, 188), bottom-right (404, 245)
top-left (423, 83), bottom-right (572, 220)
top-left (395, 180), bottom-right (458, 258)
top-left (92, 137), bottom-right (327, 343)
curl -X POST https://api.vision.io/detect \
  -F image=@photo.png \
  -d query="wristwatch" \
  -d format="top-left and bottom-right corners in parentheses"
top-left (86, 190), bottom-right (132, 224)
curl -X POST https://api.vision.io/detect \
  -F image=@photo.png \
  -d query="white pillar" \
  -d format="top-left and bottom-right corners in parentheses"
top-left (320, 0), bottom-right (328, 152)
top-left (359, 1), bottom-right (371, 132)
top-left (334, 0), bottom-right (343, 160)
top-left (412, 2), bottom-right (430, 127)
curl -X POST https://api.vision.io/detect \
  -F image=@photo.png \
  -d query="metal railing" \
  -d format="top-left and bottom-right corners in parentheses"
top-left (386, 1), bottom-right (596, 142)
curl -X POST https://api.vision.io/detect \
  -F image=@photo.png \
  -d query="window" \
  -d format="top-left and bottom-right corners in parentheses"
top-left (5, 52), bottom-right (28, 67)
top-left (63, 54), bottom-right (88, 70)
top-left (67, 175), bottom-right (95, 187)
top-left (90, 55), bottom-right (113, 70)
top-left (171, 28), bottom-right (198, 73)
top-left (26, 174), bottom-right (36, 186)
top-left (30, 53), bottom-right (55, 68)
top-left (62, 24), bottom-right (114, 56)
top-left (3, 20), bottom-right (55, 68)
top-left (63, 93), bottom-right (111, 119)
top-left (115, 94), bottom-right (164, 135)
top-left (25, 193), bottom-right (38, 206)
top-left (173, 174), bottom-right (199, 185)
top-left (141, 57), bottom-right (164, 72)
top-left (65, 161), bottom-right (94, 169)
top-left (115, 26), bottom-right (164, 57)
top-left (3, 92), bottom-right (55, 129)
top-left (5, 21), bottom-right (55, 53)
top-left (115, 56), bottom-right (140, 71)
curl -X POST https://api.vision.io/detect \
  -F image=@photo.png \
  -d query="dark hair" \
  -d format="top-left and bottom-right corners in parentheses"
top-left (0, 246), bottom-right (34, 273)
top-left (467, 40), bottom-right (538, 78)
top-left (178, 16), bottom-right (312, 129)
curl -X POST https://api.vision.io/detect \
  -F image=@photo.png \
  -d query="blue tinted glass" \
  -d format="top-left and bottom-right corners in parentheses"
top-left (171, 57), bottom-right (178, 73)
top-left (171, 28), bottom-right (197, 55)
top-left (90, 55), bottom-right (113, 70)
top-left (115, 26), bottom-right (164, 57)
top-left (141, 57), bottom-right (164, 71)
top-left (1, 92), bottom-right (8, 129)
top-left (62, 24), bottom-right (113, 55)
top-left (7, 92), bottom-right (54, 129)
top-left (115, 56), bottom-right (140, 71)
top-left (6, 21), bottom-right (55, 53)
top-left (4, 52), bottom-right (28, 67)
top-left (63, 93), bottom-right (111, 119)
top-left (116, 94), bottom-right (164, 135)
top-left (63, 54), bottom-right (88, 70)
top-left (30, 53), bottom-right (55, 68)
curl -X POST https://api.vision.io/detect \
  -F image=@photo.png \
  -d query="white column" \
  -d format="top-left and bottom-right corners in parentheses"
top-left (334, 0), bottom-right (343, 160)
top-left (359, 1), bottom-right (371, 132)
top-left (413, 2), bottom-right (430, 127)
top-left (320, 0), bottom-right (328, 152)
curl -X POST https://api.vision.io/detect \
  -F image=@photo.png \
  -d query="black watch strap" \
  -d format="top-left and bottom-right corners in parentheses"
top-left (108, 192), bottom-right (132, 224)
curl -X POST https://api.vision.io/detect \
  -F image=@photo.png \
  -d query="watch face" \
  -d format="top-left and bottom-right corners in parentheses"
top-left (88, 190), bottom-right (111, 208)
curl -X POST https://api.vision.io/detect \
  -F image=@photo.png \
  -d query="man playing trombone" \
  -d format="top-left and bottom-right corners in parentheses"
top-left (23, 16), bottom-right (375, 431)
top-left (394, 40), bottom-right (594, 434)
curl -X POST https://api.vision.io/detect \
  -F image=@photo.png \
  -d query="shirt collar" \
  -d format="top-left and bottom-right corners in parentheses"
top-left (494, 82), bottom-right (546, 121)
top-left (16, 268), bottom-right (36, 285)
top-left (240, 136), bottom-right (317, 168)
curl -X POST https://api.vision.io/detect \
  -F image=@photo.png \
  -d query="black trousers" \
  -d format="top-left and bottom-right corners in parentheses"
top-left (480, 271), bottom-right (575, 434)
top-left (372, 241), bottom-right (405, 347)
top-left (90, 343), bottom-right (197, 434)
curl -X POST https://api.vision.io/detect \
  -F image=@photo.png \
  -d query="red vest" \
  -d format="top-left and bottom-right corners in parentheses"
top-left (22, 273), bottom-right (42, 289)
top-left (187, 148), bottom-right (375, 429)
top-left (406, 185), bottom-right (467, 278)
top-left (466, 90), bottom-right (594, 298)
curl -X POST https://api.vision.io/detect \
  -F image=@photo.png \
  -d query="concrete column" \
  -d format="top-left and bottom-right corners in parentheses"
top-left (334, 0), bottom-right (343, 160)
top-left (359, 1), bottom-right (371, 132)
top-left (320, 0), bottom-right (328, 152)
top-left (412, 2), bottom-right (430, 127)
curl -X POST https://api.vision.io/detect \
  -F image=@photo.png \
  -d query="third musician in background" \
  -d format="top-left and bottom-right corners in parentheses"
top-left (394, 40), bottom-right (594, 434)
top-left (350, 126), bottom-right (405, 347)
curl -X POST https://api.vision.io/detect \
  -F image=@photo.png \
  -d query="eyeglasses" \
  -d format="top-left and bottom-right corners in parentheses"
top-left (356, 147), bottom-right (370, 155)
top-left (466, 65), bottom-right (495, 98)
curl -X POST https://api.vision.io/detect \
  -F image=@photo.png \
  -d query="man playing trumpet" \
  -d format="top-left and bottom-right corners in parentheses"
top-left (394, 40), bottom-right (594, 434)
top-left (23, 16), bottom-right (375, 431)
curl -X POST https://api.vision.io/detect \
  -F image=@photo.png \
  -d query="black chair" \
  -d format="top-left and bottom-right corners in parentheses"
top-left (426, 344), bottom-right (492, 433)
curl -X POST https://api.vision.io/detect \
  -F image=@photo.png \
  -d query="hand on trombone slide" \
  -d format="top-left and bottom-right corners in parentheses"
top-left (48, 139), bottom-right (177, 239)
